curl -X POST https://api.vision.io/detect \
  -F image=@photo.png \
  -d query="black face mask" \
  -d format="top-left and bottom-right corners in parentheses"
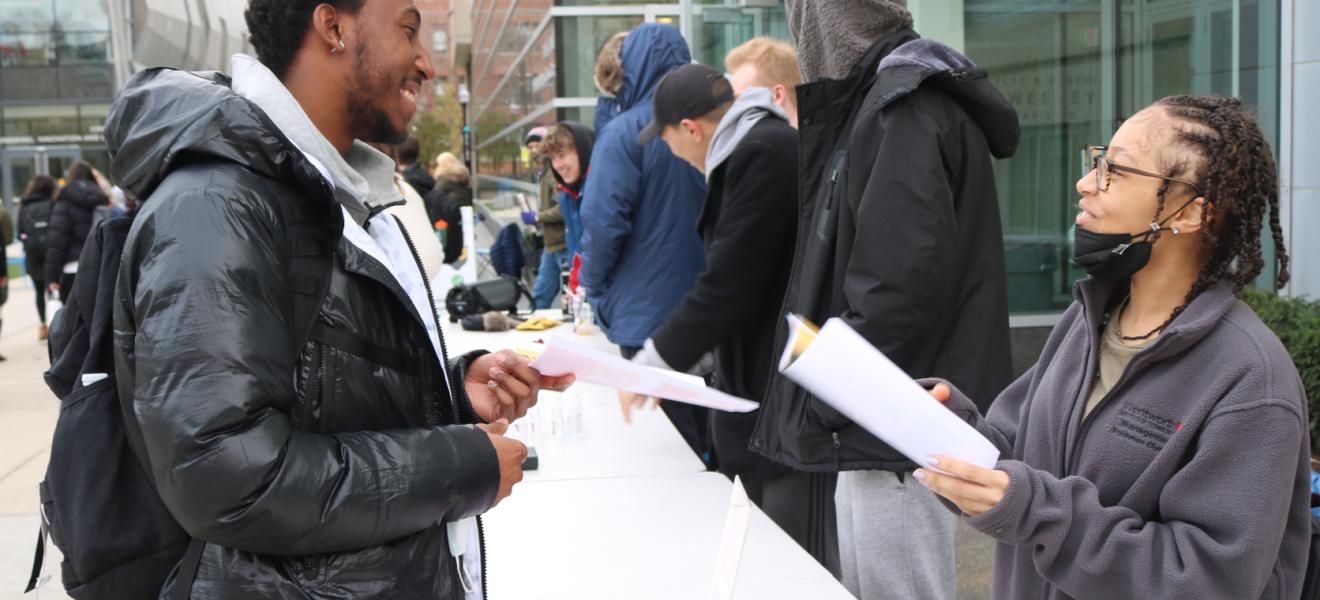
top-left (1072, 225), bottom-right (1157, 281)
top-left (1071, 197), bottom-right (1198, 280)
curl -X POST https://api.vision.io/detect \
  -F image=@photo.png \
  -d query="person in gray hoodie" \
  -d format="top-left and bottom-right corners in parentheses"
top-left (914, 95), bottom-right (1309, 600)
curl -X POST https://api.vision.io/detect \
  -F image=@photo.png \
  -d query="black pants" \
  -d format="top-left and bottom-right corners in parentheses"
top-left (58, 273), bottom-right (74, 304)
top-left (31, 278), bottom-right (47, 323)
top-left (619, 345), bottom-right (713, 468)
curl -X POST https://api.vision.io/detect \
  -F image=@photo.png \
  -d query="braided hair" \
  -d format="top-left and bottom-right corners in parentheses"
top-left (1144, 95), bottom-right (1289, 330)
top-left (245, 0), bottom-right (366, 80)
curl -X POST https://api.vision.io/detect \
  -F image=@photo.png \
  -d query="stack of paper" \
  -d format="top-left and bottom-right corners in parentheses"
top-left (779, 315), bottom-right (999, 470)
top-left (528, 336), bottom-right (759, 413)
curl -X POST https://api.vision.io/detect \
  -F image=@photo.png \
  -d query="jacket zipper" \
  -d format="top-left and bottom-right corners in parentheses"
top-left (394, 216), bottom-right (461, 424)
top-left (816, 157), bottom-right (843, 241)
top-left (395, 217), bottom-right (483, 600)
top-left (832, 431), bottom-right (842, 472)
top-left (477, 515), bottom-right (488, 600)
top-left (304, 344), bottom-right (326, 434)
top-left (1066, 312), bottom-right (1168, 476)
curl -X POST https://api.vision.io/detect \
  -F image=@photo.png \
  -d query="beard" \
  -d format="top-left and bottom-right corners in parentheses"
top-left (346, 45), bottom-right (409, 145)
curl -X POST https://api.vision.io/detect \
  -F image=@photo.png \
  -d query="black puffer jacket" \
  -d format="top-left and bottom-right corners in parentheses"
top-left (44, 179), bottom-right (104, 284)
top-left (107, 68), bottom-right (498, 600)
top-left (754, 30), bottom-right (1020, 473)
top-left (650, 117), bottom-right (798, 482)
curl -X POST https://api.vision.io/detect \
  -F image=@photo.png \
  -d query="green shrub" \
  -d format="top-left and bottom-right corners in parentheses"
top-left (1242, 287), bottom-right (1320, 451)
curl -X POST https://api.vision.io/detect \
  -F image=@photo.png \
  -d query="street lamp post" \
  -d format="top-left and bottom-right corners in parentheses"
top-left (457, 83), bottom-right (472, 196)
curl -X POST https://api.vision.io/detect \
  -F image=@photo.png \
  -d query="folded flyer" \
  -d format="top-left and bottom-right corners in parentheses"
top-left (779, 315), bottom-right (999, 470)
top-left (528, 336), bottom-right (758, 413)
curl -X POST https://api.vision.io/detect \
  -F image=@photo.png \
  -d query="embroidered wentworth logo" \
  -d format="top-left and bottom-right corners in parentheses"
top-left (1110, 402), bottom-right (1181, 451)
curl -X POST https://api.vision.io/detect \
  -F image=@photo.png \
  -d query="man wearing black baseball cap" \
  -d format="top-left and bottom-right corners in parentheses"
top-left (624, 63), bottom-right (831, 572)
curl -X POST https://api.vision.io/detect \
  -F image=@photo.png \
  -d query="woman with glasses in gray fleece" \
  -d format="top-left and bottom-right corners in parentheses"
top-left (913, 95), bottom-right (1309, 600)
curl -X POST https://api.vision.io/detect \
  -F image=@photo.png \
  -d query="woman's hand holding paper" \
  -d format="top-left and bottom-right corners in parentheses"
top-left (916, 383), bottom-right (1009, 516)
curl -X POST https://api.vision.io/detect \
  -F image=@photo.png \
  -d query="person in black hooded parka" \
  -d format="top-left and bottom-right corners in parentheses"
top-left (44, 161), bottom-right (106, 303)
top-left (753, 2), bottom-right (1021, 598)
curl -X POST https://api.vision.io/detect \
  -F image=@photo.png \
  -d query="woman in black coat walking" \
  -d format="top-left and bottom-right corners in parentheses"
top-left (16, 174), bottom-right (57, 339)
top-left (45, 161), bottom-right (106, 303)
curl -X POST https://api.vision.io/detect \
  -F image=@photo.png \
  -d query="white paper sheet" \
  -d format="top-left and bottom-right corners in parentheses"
top-left (528, 336), bottom-right (758, 413)
top-left (778, 316), bottom-right (1000, 470)
top-left (709, 475), bottom-right (753, 600)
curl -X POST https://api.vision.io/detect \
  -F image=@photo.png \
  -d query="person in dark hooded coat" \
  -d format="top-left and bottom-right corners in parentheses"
top-left (752, 2), bottom-right (1021, 599)
top-left (45, 161), bottom-right (106, 303)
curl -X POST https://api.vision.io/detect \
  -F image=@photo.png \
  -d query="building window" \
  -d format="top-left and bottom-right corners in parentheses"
top-left (939, 0), bottom-right (1281, 313)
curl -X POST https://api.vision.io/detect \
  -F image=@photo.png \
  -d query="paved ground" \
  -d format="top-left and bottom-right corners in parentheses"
top-left (0, 241), bottom-right (995, 599)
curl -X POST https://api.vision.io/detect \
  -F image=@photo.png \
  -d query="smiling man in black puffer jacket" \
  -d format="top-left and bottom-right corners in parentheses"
top-left (105, 0), bottom-right (573, 598)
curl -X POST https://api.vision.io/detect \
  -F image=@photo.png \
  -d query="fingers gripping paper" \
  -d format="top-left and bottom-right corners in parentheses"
top-left (528, 336), bottom-right (759, 413)
top-left (779, 316), bottom-right (999, 470)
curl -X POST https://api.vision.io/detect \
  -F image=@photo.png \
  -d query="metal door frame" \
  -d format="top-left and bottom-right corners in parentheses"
top-left (2, 145), bottom-right (83, 219)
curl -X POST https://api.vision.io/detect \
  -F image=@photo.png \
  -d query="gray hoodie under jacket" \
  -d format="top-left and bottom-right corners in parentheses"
top-left (924, 277), bottom-right (1310, 600)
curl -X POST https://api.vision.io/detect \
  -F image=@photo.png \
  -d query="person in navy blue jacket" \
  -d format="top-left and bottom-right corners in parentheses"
top-left (579, 23), bottom-right (710, 459)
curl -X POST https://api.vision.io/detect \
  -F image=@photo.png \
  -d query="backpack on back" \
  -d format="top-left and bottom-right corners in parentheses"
top-left (18, 199), bottom-right (52, 260)
top-left (30, 185), bottom-right (334, 600)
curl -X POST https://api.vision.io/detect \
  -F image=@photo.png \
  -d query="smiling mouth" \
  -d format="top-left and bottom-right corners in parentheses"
top-left (1076, 203), bottom-right (1097, 226)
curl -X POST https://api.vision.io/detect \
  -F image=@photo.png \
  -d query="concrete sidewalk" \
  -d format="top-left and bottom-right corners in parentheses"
top-left (0, 283), bottom-right (70, 600)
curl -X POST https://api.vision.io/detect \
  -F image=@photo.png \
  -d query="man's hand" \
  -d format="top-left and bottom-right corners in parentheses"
top-left (476, 420), bottom-right (526, 508)
top-left (914, 456), bottom-right (1010, 517)
top-left (618, 390), bottom-right (660, 425)
top-left (465, 350), bottom-right (576, 423)
top-left (49, 282), bottom-right (59, 292)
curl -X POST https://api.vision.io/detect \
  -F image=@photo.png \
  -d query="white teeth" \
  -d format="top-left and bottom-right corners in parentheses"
top-left (402, 89), bottom-right (416, 101)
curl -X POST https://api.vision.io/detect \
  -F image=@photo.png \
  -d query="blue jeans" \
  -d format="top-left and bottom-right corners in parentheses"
top-left (533, 248), bottom-right (570, 309)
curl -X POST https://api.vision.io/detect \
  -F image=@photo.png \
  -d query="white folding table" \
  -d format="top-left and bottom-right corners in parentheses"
top-left (443, 314), bottom-right (852, 599)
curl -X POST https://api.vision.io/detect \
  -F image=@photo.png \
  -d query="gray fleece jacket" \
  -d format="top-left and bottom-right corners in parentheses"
top-left (926, 278), bottom-right (1311, 600)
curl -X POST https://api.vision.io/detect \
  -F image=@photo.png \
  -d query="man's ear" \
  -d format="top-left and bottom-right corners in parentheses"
top-left (681, 119), bottom-right (703, 142)
top-left (772, 84), bottom-right (788, 107)
top-left (311, 3), bottom-right (346, 52)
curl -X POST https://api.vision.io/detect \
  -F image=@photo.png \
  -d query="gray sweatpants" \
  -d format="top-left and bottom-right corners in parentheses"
top-left (836, 470), bottom-right (957, 600)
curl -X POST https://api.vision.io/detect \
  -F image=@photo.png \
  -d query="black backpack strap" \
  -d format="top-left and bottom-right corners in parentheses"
top-left (167, 538), bottom-right (207, 600)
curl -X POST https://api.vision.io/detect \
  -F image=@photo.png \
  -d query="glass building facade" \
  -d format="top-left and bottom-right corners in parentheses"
top-left (466, 0), bottom-right (788, 185)
top-left (467, 0), bottom-right (1282, 316)
top-left (1, 0), bottom-right (120, 215)
top-left (950, 0), bottom-right (1281, 314)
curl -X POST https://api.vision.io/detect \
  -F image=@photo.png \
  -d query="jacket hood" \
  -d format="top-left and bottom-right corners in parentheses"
top-left (615, 23), bottom-right (692, 112)
top-left (56, 180), bottom-right (106, 211)
top-left (105, 68), bottom-right (333, 206)
top-left (550, 121), bottom-right (595, 194)
top-left (705, 87), bottom-right (787, 178)
top-left (874, 39), bottom-right (1020, 159)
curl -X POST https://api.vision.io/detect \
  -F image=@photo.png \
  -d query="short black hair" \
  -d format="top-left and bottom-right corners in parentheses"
top-left (246, 0), bottom-right (367, 79)
top-left (396, 135), bottom-right (420, 165)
